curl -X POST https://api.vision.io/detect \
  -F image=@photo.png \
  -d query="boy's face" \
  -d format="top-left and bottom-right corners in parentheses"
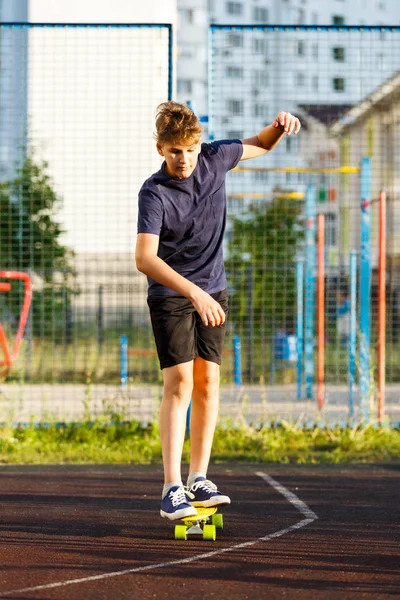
top-left (157, 139), bottom-right (201, 179)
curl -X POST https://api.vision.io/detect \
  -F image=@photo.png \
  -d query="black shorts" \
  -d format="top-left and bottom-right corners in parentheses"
top-left (147, 289), bottom-right (228, 370)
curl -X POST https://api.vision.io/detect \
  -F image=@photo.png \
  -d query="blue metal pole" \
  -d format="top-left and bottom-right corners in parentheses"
top-left (304, 185), bottom-right (317, 400)
top-left (120, 335), bottom-right (128, 388)
top-left (349, 250), bottom-right (357, 419)
top-left (296, 258), bottom-right (304, 400)
top-left (359, 157), bottom-right (372, 423)
top-left (167, 24), bottom-right (173, 101)
top-left (186, 401), bottom-right (192, 435)
top-left (208, 26), bottom-right (215, 140)
top-left (233, 335), bottom-right (242, 386)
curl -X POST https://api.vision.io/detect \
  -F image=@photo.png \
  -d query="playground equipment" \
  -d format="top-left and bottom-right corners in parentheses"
top-left (237, 158), bottom-right (386, 423)
top-left (0, 271), bottom-right (32, 379)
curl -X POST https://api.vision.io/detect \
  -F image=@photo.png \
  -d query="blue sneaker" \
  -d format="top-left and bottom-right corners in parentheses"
top-left (188, 477), bottom-right (231, 508)
top-left (160, 485), bottom-right (198, 521)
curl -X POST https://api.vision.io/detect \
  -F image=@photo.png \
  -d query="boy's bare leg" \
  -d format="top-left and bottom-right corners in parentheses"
top-left (189, 357), bottom-right (220, 475)
top-left (160, 361), bottom-right (194, 485)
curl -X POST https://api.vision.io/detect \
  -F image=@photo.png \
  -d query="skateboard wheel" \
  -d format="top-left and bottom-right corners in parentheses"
top-left (175, 525), bottom-right (187, 540)
top-left (212, 513), bottom-right (223, 529)
top-left (203, 524), bottom-right (216, 541)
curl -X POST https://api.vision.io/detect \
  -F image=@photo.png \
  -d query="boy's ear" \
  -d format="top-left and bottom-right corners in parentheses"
top-left (156, 143), bottom-right (164, 157)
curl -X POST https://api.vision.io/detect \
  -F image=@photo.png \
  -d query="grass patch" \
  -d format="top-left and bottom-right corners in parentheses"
top-left (0, 420), bottom-right (399, 464)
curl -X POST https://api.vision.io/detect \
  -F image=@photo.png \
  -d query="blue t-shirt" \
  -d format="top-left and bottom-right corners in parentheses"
top-left (137, 139), bottom-right (243, 296)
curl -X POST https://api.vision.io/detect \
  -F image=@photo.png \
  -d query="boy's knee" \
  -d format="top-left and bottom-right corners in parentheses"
top-left (193, 371), bottom-right (219, 397)
top-left (164, 367), bottom-right (193, 398)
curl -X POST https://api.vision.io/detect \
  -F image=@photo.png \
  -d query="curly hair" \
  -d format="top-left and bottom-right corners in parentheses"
top-left (155, 101), bottom-right (202, 145)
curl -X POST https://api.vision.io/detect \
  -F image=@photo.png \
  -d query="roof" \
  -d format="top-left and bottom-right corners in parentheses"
top-left (330, 70), bottom-right (400, 134)
top-left (298, 104), bottom-right (353, 127)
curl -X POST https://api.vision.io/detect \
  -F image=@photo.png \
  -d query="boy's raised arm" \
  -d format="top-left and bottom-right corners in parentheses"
top-left (240, 111), bottom-right (301, 161)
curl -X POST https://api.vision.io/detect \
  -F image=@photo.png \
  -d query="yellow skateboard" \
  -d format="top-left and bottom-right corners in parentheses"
top-left (174, 506), bottom-right (224, 541)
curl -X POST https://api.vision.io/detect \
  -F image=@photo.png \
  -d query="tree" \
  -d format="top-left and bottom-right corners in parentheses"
top-left (0, 153), bottom-right (76, 338)
top-left (226, 193), bottom-right (304, 341)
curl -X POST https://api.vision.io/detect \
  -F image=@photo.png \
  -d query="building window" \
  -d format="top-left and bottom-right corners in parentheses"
top-left (296, 40), bottom-right (306, 56)
top-left (312, 43), bottom-right (319, 59)
top-left (253, 7), bottom-right (269, 22)
top-left (252, 70), bottom-right (269, 87)
top-left (252, 38), bottom-right (268, 55)
top-left (226, 66), bottom-right (243, 78)
top-left (227, 130), bottom-right (243, 139)
top-left (298, 172), bottom-right (306, 184)
top-left (296, 8), bottom-right (305, 24)
top-left (179, 9), bottom-right (194, 25)
top-left (312, 12), bottom-right (318, 24)
top-left (254, 170), bottom-right (269, 182)
top-left (253, 104), bottom-right (267, 118)
top-left (377, 53), bottom-right (386, 69)
top-left (177, 79), bottom-right (192, 94)
top-left (227, 99), bottom-right (244, 115)
top-left (333, 47), bottom-right (345, 61)
top-left (285, 136), bottom-right (298, 154)
top-left (333, 77), bottom-right (345, 91)
top-left (324, 213), bottom-right (337, 247)
top-left (332, 15), bottom-right (345, 25)
top-left (286, 172), bottom-right (295, 185)
top-left (295, 72), bottom-right (306, 87)
top-left (228, 32), bottom-right (243, 47)
top-left (312, 75), bottom-right (319, 91)
top-left (226, 2), bottom-right (243, 15)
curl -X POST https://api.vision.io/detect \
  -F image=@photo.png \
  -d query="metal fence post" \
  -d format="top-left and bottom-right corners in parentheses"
top-left (296, 258), bottom-right (304, 400)
top-left (304, 185), bottom-right (317, 400)
top-left (349, 250), bottom-right (357, 419)
top-left (120, 335), bottom-right (128, 388)
top-left (233, 335), bottom-right (242, 386)
top-left (359, 157), bottom-right (371, 422)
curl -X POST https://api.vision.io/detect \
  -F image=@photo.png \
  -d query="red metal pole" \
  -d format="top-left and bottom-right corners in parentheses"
top-left (0, 271), bottom-right (32, 377)
top-left (317, 214), bottom-right (325, 410)
top-left (378, 191), bottom-right (386, 423)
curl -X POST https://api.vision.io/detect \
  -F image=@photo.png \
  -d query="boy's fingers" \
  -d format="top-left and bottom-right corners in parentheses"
top-left (278, 112), bottom-right (286, 127)
top-left (274, 112), bottom-right (301, 135)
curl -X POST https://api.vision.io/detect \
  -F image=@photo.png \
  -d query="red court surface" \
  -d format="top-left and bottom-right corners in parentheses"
top-left (0, 463), bottom-right (398, 599)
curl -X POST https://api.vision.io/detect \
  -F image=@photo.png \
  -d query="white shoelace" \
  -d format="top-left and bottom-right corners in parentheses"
top-left (190, 479), bottom-right (218, 493)
top-left (169, 486), bottom-right (194, 507)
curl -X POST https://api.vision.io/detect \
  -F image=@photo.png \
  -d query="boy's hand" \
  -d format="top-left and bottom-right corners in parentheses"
top-left (189, 288), bottom-right (226, 327)
top-left (272, 112), bottom-right (301, 135)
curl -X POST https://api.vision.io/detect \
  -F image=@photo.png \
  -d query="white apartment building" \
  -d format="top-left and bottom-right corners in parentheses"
top-left (177, 0), bottom-right (400, 123)
top-left (177, 0), bottom-right (400, 264)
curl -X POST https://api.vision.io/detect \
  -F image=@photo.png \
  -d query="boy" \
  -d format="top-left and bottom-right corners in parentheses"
top-left (136, 101), bottom-right (300, 520)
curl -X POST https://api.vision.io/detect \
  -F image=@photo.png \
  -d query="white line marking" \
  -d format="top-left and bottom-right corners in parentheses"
top-left (256, 472), bottom-right (319, 520)
top-left (1, 472), bottom-right (318, 597)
